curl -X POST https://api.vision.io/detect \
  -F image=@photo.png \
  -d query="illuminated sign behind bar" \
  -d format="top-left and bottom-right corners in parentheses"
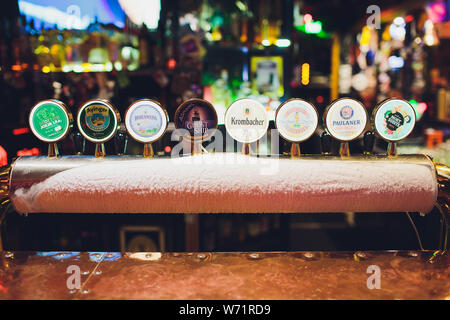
top-left (18, 0), bottom-right (161, 30)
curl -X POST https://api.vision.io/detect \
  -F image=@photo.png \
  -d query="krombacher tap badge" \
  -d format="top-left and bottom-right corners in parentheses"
top-left (324, 98), bottom-right (368, 156)
top-left (175, 99), bottom-right (218, 154)
top-left (29, 99), bottom-right (73, 157)
top-left (225, 99), bottom-right (269, 154)
top-left (77, 100), bottom-right (120, 157)
top-left (275, 99), bottom-right (318, 158)
top-left (125, 99), bottom-right (169, 157)
top-left (372, 98), bottom-right (416, 156)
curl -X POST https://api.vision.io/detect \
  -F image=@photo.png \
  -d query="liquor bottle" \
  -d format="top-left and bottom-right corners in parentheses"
top-left (138, 23), bottom-right (150, 68)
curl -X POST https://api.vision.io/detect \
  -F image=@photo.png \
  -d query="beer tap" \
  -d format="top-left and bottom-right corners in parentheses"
top-left (225, 99), bottom-right (268, 156)
top-left (372, 99), bottom-right (416, 157)
top-left (174, 99), bottom-right (218, 156)
top-left (29, 100), bottom-right (73, 158)
top-left (321, 131), bottom-right (332, 155)
top-left (73, 130), bottom-right (85, 155)
top-left (323, 98), bottom-right (368, 158)
top-left (77, 100), bottom-right (120, 158)
top-left (114, 128), bottom-right (128, 156)
top-left (124, 99), bottom-right (168, 158)
top-left (275, 99), bottom-right (318, 159)
top-left (363, 131), bottom-right (375, 155)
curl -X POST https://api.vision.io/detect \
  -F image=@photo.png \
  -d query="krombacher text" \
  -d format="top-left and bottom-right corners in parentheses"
top-left (231, 117), bottom-right (265, 126)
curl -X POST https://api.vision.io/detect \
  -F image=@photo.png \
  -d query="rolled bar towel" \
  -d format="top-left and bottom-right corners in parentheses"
top-left (10, 153), bottom-right (438, 214)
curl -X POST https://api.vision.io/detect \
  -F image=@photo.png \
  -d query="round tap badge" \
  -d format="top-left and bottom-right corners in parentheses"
top-left (125, 99), bottom-right (168, 143)
top-left (324, 98), bottom-right (368, 141)
top-left (29, 99), bottom-right (72, 142)
top-left (275, 99), bottom-right (318, 142)
top-left (77, 100), bottom-right (120, 143)
top-left (373, 99), bottom-right (416, 142)
top-left (174, 99), bottom-right (218, 141)
top-left (225, 98), bottom-right (269, 143)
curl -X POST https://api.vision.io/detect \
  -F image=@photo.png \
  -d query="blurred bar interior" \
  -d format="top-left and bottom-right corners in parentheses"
top-left (0, 0), bottom-right (449, 253)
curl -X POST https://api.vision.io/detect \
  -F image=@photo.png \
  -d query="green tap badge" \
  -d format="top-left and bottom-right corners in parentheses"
top-left (77, 100), bottom-right (120, 143)
top-left (29, 100), bottom-right (72, 142)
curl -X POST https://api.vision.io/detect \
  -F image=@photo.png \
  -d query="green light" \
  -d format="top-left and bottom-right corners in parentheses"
top-left (305, 21), bottom-right (322, 34)
top-left (408, 99), bottom-right (418, 107)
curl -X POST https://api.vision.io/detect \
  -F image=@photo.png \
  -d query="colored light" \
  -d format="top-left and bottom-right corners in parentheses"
top-left (305, 21), bottom-right (322, 34)
top-left (17, 147), bottom-right (40, 156)
top-left (41, 66), bottom-right (50, 73)
top-left (62, 65), bottom-right (72, 72)
top-left (316, 96), bottom-right (324, 104)
top-left (0, 145), bottom-right (6, 166)
top-left (301, 63), bottom-right (310, 85)
top-left (118, 0), bottom-right (160, 29)
top-left (114, 61), bottom-right (122, 71)
top-left (360, 26), bottom-right (371, 46)
top-left (409, 100), bottom-right (427, 120)
top-left (417, 102), bottom-right (427, 114)
top-left (388, 55), bottom-right (404, 69)
top-left (304, 14), bottom-right (313, 24)
top-left (164, 146), bottom-right (172, 153)
top-left (167, 58), bottom-right (176, 70)
top-left (389, 23), bottom-right (405, 41)
top-left (405, 15), bottom-right (414, 23)
top-left (13, 128), bottom-right (30, 135)
top-left (275, 39), bottom-right (291, 47)
top-left (203, 85), bottom-right (213, 102)
top-left (393, 17), bottom-right (405, 26)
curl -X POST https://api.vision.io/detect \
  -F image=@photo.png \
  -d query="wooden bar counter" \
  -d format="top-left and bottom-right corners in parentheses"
top-left (0, 251), bottom-right (448, 300)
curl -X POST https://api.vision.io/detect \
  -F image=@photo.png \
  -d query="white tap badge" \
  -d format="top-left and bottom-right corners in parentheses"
top-left (125, 99), bottom-right (168, 143)
top-left (373, 99), bottom-right (416, 142)
top-left (325, 98), bottom-right (367, 141)
top-left (225, 99), bottom-right (269, 143)
top-left (275, 99), bottom-right (318, 142)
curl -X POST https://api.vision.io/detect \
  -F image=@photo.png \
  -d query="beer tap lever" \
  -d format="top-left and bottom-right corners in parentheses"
top-left (363, 131), bottom-right (375, 155)
top-left (321, 131), bottom-right (332, 155)
top-left (114, 129), bottom-right (128, 156)
top-left (73, 131), bottom-right (85, 155)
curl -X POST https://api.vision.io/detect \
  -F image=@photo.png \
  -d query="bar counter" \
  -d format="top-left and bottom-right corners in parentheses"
top-left (0, 251), bottom-right (448, 300)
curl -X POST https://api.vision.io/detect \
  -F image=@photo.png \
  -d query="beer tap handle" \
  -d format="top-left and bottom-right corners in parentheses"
top-left (114, 129), bottom-right (128, 155)
top-left (321, 131), bottom-right (332, 155)
top-left (73, 130), bottom-right (85, 155)
top-left (363, 131), bottom-right (375, 155)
